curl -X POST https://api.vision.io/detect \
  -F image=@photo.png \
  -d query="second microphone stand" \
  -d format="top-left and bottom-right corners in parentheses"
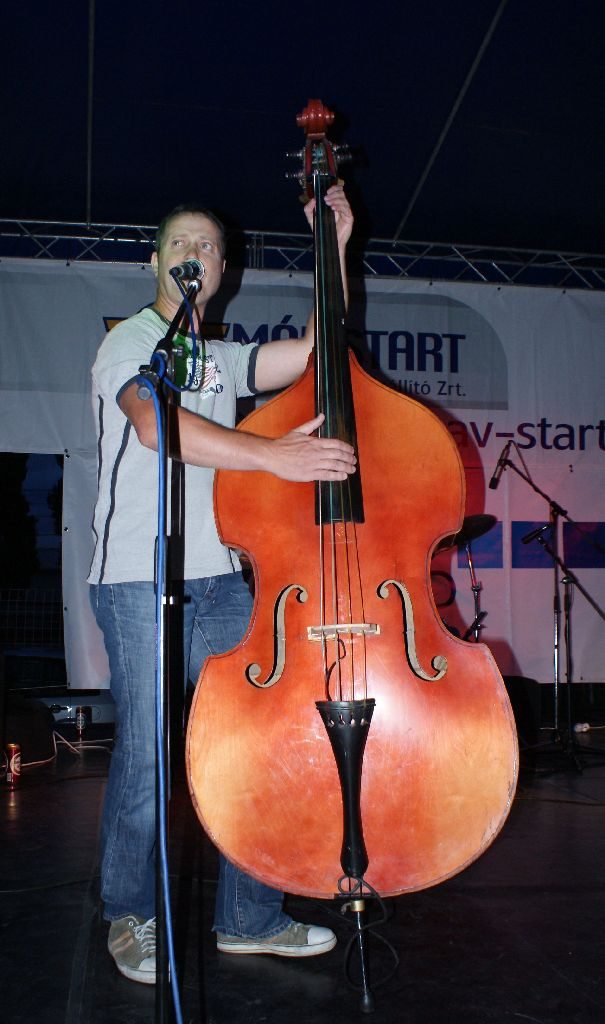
top-left (500, 449), bottom-right (605, 771)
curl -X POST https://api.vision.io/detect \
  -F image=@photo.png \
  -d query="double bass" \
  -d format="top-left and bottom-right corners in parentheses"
top-left (186, 101), bottom-right (518, 903)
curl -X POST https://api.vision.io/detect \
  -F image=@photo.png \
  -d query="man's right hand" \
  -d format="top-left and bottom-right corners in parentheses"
top-left (265, 414), bottom-right (357, 482)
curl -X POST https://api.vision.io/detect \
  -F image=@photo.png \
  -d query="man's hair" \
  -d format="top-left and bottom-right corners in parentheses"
top-left (155, 204), bottom-right (226, 258)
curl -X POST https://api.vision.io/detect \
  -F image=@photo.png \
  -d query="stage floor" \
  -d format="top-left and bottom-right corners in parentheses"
top-left (2, 720), bottom-right (605, 1024)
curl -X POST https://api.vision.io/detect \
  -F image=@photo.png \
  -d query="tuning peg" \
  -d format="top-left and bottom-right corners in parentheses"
top-left (285, 149), bottom-right (304, 160)
top-left (285, 170), bottom-right (304, 181)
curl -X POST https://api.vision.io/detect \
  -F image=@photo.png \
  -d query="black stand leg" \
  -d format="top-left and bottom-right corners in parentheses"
top-left (350, 898), bottom-right (374, 1014)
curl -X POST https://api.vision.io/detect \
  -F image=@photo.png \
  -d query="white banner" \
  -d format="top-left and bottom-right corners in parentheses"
top-left (1, 258), bottom-right (603, 687)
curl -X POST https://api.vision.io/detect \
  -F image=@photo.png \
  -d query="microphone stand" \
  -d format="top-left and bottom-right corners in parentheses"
top-left (138, 278), bottom-right (202, 1024)
top-left (500, 453), bottom-right (605, 771)
top-left (530, 530), bottom-right (605, 768)
top-left (461, 542), bottom-right (488, 642)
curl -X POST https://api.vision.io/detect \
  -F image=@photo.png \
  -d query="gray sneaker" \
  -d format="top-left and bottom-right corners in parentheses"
top-left (216, 921), bottom-right (336, 957)
top-left (108, 914), bottom-right (156, 984)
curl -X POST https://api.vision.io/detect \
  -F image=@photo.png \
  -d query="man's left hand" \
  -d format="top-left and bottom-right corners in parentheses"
top-left (304, 184), bottom-right (353, 249)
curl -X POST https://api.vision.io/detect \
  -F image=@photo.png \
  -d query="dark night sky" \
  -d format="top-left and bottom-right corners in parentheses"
top-left (2, 0), bottom-right (605, 253)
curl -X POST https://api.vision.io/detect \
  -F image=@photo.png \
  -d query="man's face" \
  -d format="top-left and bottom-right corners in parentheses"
top-left (151, 212), bottom-right (225, 313)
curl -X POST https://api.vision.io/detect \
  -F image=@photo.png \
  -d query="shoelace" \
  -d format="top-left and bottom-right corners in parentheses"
top-left (133, 917), bottom-right (156, 953)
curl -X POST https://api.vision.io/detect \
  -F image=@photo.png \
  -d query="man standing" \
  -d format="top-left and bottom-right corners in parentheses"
top-left (88, 186), bottom-right (355, 983)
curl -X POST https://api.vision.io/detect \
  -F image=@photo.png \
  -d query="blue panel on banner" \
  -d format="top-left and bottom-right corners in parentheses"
top-left (512, 522), bottom-right (554, 568)
top-left (563, 522), bottom-right (605, 568)
top-left (456, 522), bottom-right (503, 568)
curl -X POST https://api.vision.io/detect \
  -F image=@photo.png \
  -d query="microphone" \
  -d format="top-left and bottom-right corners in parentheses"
top-left (488, 441), bottom-right (512, 490)
top-left (522, 523), bottom-right (551, 545)
top-left (169, 258), bottom-right (205, 281)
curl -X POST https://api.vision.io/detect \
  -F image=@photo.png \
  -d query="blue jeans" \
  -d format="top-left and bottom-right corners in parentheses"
top-left (90, 572), bottom-right (290, 938)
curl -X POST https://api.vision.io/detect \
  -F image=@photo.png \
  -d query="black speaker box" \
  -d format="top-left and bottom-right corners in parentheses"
top-left (503, 676), bottom-right (542, 747)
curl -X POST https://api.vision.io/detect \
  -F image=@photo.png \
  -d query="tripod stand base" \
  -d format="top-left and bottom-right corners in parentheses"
top-left (521, 726), bottom-right (605, 774)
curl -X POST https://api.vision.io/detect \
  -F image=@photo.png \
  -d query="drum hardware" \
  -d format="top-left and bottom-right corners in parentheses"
top-left (435, 515), bottom-right (497, 642)
top-left (435, 514), bottom-right (497, 556)
top-left (462, 540), bottom-right (487, 643)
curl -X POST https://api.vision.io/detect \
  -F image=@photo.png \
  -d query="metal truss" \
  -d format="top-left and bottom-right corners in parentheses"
top-left (1, 219), bottom-right (605, 290)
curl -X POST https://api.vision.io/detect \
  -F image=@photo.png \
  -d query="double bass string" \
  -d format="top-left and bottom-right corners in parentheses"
top-left (314, 167), bottom-right (343, 700)
top-left (313, 165), bottom-right (368, 705)
top-left (312, 176), bottom-right (330, 699)
top-left (314, 170), bottom-right (346, 701)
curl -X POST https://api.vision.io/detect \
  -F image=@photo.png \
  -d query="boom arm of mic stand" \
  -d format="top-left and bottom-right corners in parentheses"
top-left (536, 536), bottom-right (605, 622)
top-left (502, 458), bottom-right (566, 515)
top-left (505, 459), bottom-right (605, 557)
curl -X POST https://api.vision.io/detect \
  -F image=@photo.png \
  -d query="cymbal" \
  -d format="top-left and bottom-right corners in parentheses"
top-left (435, 514), bottom-right (497, 553)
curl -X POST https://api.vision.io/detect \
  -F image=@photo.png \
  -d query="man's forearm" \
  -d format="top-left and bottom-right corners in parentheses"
top-left (120, 383), bottom-right (356, 482)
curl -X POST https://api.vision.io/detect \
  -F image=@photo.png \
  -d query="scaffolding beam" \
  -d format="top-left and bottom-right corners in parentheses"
top-left (1, 219), bottom-right (604, 290)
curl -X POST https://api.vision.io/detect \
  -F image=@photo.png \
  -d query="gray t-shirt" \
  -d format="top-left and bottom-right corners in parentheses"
top-left (88, 306), bottom-right (258, 584)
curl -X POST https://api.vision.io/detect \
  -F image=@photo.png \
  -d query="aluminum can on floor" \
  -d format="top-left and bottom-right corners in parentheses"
top-left (6, 743), bottom-right (21, 788)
